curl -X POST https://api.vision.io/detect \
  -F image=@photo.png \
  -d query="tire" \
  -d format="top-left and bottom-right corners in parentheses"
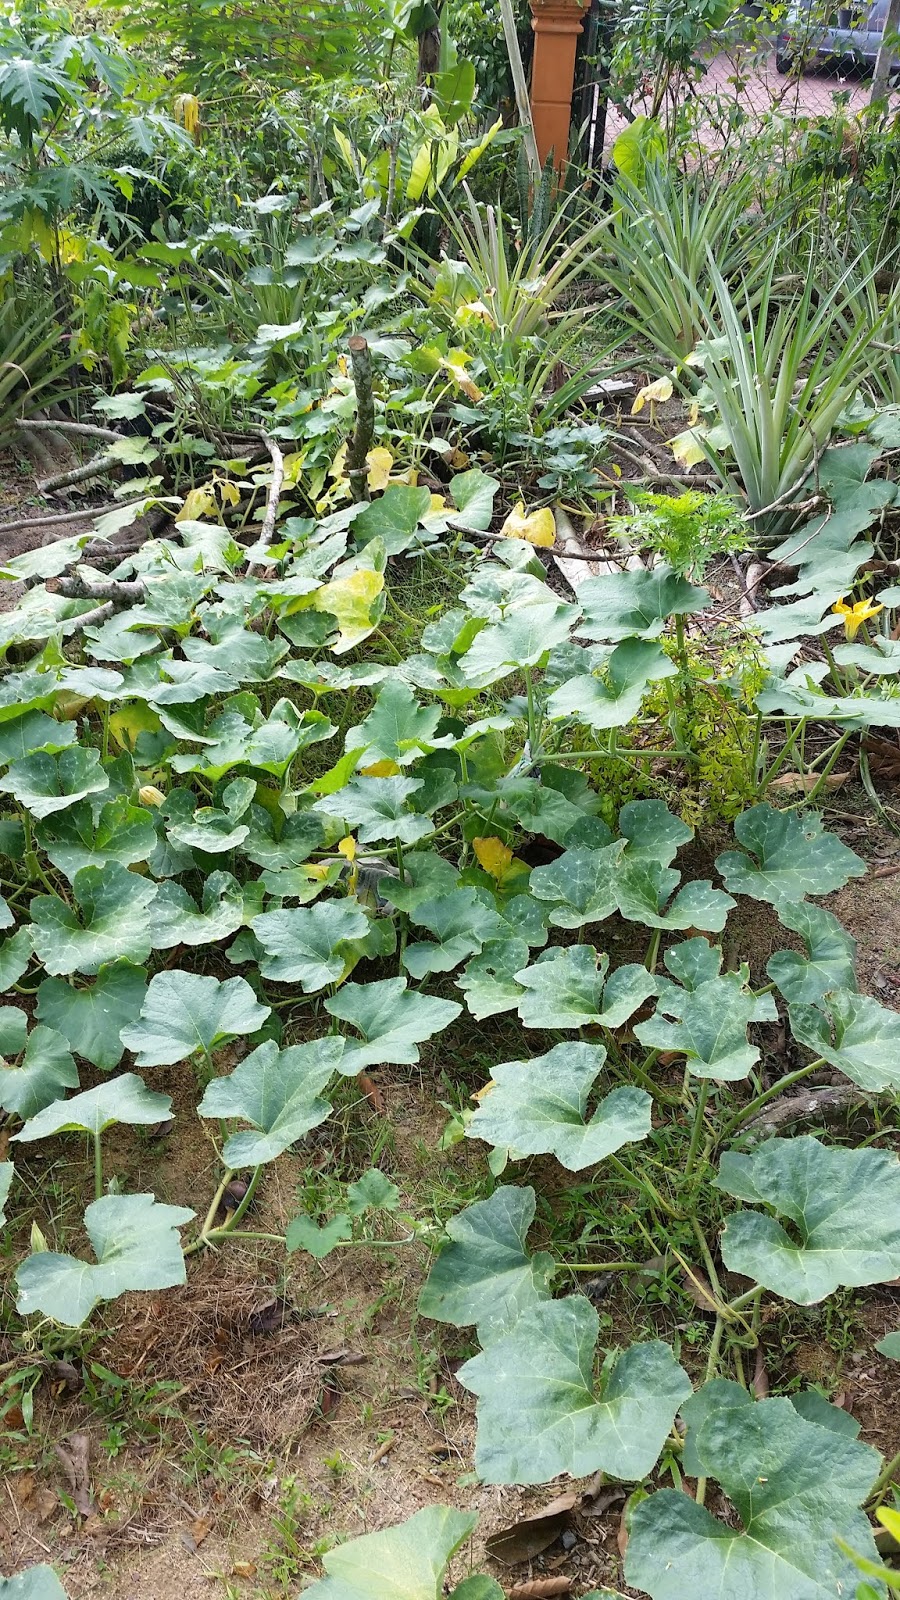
top-left (775, 50), bottom-right (794, 72)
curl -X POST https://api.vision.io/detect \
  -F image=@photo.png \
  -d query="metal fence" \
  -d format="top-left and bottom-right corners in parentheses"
top-left (570, 5), bottom-right (880, 168)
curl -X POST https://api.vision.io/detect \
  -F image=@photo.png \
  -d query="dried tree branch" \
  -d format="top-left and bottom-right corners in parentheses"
top-left (257, 433), bottom-right (285, 548)
top-left (38, 452), bottom-right (121, 495)
top-left (57, 577), bottom-right (145, 604)
top-left (18, 418), bottom-right (122, 444)
top-left (346, 335), bottom-right (374, 503)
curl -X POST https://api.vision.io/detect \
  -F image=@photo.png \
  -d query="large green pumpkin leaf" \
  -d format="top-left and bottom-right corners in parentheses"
top-left (254, 900), bottom-right (369, 989)
top-left (36, 964), bottom-right (147, 1072)
top-left (877, 1332), bottom-right (900, 1359)
top-left (789, 989), bottom-right (900, 1092)
top-left (716, 1136), bottom-right (900, 1303)
top-left (618, 800), bottom-right (693, 864)
top-left (150, 871), bottom-right (262, 950)
top-left (29, 864), bottom-right (158, 976)
top-left (715, 805), bottom-right (866, 905)
top-left (37, 797), bottom-right (156, 881)
top-left (298, 1504), bottom-right (477, 1600)
top-left (635, 970), bottom-right (777, 1080)
top-left (16, 1193), bottom-right (194, 1327)
top-left (767, 901), bottom-right (858, 1005)
top-left (14, 1073), bottom-right (172, 1145)
top-left (456, 939), bottom-right (529, 1020)
top-left (459, 1300), bottom-right (691, 1484)
top-left (468, 1043), bottom-right (651, 1171)
top-left (546, 639), bottom-right (677, 730)
top-left (314, 776), bottom-right (435, 845)
top-left (528, 845), bottom-right (622, 929)
top-left (345, 679), bottom-right (442, 767)
top-left (403, 888), bottom-right (505, 978)
top-left (418, 1185), bottom-right (556, 1344)
top-left (626, 1395), bottom-right (881, 1600)
top-left (352, 485), bottom-right (433, 554)
top-left (0, 927), bottom-right (33, 990)
top-left (514, 946), bottom-right (657, 1030)
top-left (575, 567), bottom-right (708, 642)
top-left (198, 1038), bottom-right (343, 1165)
top-left (0, 711), bottom-right (77, 762)
top-left (0, 1026), bottom-right (79, 1120)
top-left (120, 971), bottom-right (271, 1067)
top-left (450, 468), bottom-right (499, 531)
top-left (0, 747), bottom-right (110, 819)
top-left (0, 1563), bottom-right (69, 1598)
top-left (324, 977), bottom-right (461, 1071)
top-left (614, 859), bottom-right (734, 932)
top-left (170, 701), bottom-right (333, 781)
top-left (460, 602), bottom-right (578, 682)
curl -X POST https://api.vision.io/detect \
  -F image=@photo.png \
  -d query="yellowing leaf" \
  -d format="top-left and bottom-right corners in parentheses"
top-left (632, 376), bottom-right (673, 415)
top-left (218, 480), bottom-right (241, 508)
top-left (668, 428), bottom-right (707, 470)
top-left (500, 502), bottom-right (556, 548)
top-left (473, 836), bottom-right (514, 878)
top-left (175, 93), bottom-right (201, 141)
top-left (366, 447), bottom-right (394, 492)
top-left (361, 758), bottom-right (402, 777)
top-left (108, 703), bottom-right (161, 752)
top-left (429, 494), bottom-right (448, 514)
top-left (313, 569), bottom-right (386, 654)
top-left (176, 486), bottom-right (217, 523)
top-left (338, 836), bottom-right (357, 862)
top-left (456, 299), bottom-right (496, 329)
top-left (449, 448), bottom-right (470, 469)
top-left (328, 443), bottom-right (348, 482)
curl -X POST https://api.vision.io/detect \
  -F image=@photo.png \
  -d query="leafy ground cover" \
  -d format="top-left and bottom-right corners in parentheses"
top-left (4, 5), bottom-right (900, 1598)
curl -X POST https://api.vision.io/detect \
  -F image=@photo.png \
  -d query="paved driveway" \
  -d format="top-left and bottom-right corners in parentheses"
top-left (601, 49), bottom-right (875, 155)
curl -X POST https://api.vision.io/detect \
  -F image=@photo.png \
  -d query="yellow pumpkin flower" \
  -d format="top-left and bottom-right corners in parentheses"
top-left (832, 596), bottom-right (884, 639)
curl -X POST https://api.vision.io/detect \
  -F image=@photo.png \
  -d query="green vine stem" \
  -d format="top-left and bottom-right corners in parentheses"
top-left (93, 1133), bottom-right (103, 1201)
top-left (684, 1080), bottom-right (711, 1179)
top-left (721, 1058), bottom-right (826, 1139)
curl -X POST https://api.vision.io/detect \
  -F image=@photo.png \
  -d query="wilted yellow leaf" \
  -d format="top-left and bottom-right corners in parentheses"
top-left (366, 447), bottom-right (394, 492)
top-left (218, 480), bottom-right (241, 507)
top-left (175, 93), bottom-right (201, 141)
top-left (668, 428), bottom-right (707, 469)
top-left (361, 758), bottom-right (402, 777)
top-left (108, 702), bottom-right (161, 752)
top-left (176, 486), bottom-right (217, 523)
top-left (328, 443), bottom-right (348, 481)
top-left (313, 569), bottom-right (386, 654)
top-left (429, 494), bottom-right (448, 513)
top-left (473, 836), bottom-right (514, 878)
top-left (632, 376), bottom-right (673, 416)
top-left (338, 836), bottom-right (357, 861)
top-left (456, 299), bottom-right (496, 329)
top-left (500, 501), bottom-right (556, 547)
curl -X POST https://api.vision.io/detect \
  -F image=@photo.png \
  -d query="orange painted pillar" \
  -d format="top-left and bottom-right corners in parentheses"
top-left (529, 0), bottom-right (590, 169)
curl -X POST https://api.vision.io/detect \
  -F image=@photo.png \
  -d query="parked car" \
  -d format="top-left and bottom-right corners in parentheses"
top-left (775, 0), bottom-right (900, 73)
